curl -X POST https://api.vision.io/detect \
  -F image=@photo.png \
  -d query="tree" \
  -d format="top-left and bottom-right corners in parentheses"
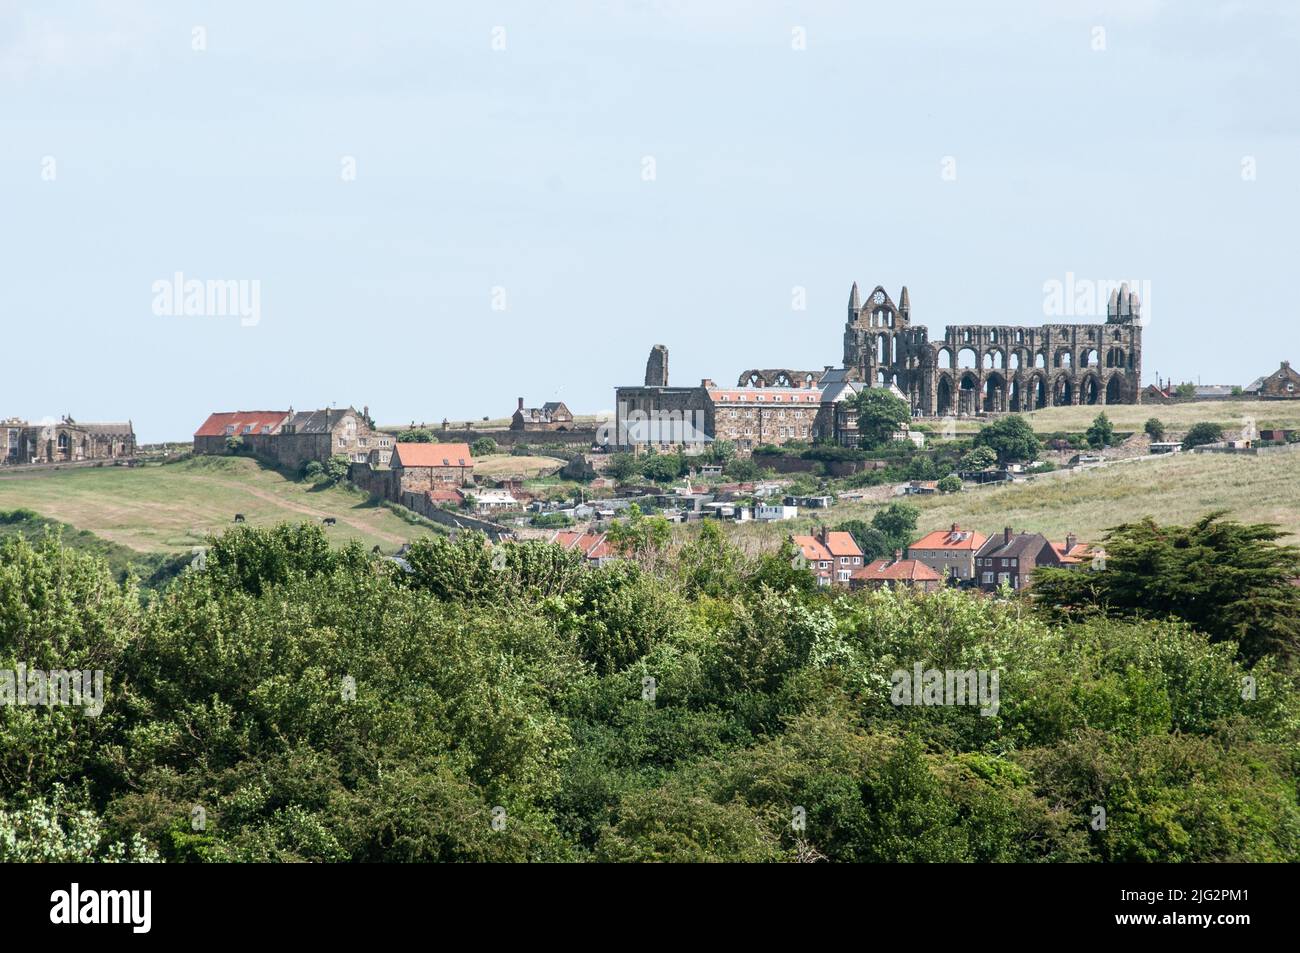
top-left (607, 452), bottom-right (639, 482)
top-left (1175, 382), bottom-right (1197, 399)
top-left (325, 454), bottom-right (351, 484)
top-left (397, 428), bottom-right (433, 442)
top-left (1144, 418), bottom-right (1166, 442)
top-left (959, 446), bottom-right (997, 471)
top-left (471, 437), bottom-right (498, 456)
top-left (1085, 412), bottom-right (1115, 450)
top-left (835, 520), bottom-right (891, 561)
top-left (225, 435), bottom-right (244, 453)
top-left (937, 475), bottom-right (963, 493)
top-left (872, 502), bottom-right (919, 555)
top-left (973, 415), bottom-right (1040, 465)
top-left (1183, 422), bottom-right (1224, 448)
top-left (1033, 513), bottom-right (1300, 664)
top-left (854, 388), bottom-right (911, 451)
top-left (725, 456), bottom-right (760, 481)
top-left (708, 440), bottom-right (737, 466)
top-left (640, 452), bottom-right (684, 483)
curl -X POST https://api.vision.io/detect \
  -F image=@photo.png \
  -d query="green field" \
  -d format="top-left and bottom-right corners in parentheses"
top-left (0, 456), bottom-right (439, 554)
top-left (731, 447), bottom-right (1300, 551)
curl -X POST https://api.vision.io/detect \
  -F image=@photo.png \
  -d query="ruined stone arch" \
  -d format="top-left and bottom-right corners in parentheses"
top-left (984, 371), bottom-right (1007, 412)
top-left (1054, 348), bottom-right (1073, 369)
top-left (1081, 373), bottom-right (1102, 405)
top-left (1081, 348), bottom-right (1099, 369)
top-left (1052, 372), bottom-right (1075, 405)
top-left (1105, 373), bottom-right (1123, 403)
top-left (1106, 346), bottom-right (1125, 369)
top-left (957, 346), bottom-right (978, 369)
top-left (936, 346), bottom-right (955, 370)
top-left (1029, 372), bottom-right (1048, 409)
top-left (1009, 349), bottom-right (1024, 371)
top-left (1035, 350), bottom-right (1047, 369)
top-left (936, 374), bottom-right (955, 416)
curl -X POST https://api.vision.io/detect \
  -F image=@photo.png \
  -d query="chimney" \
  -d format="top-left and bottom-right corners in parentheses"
top-left (1004, 526), bottom-right (1013, 545)
top-left (517, 397), bottom-right (524, 411)
top-left (1066, 532), bottom-right (1078, 553)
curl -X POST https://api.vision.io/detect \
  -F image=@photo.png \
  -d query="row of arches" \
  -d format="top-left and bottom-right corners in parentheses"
top-left (932, 370), bottom-right (1125, 415)
top-left (931, 345), bottom-right (1134, 373)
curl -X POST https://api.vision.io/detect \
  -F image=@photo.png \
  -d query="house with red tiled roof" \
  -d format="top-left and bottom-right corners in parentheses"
top-left (391, 442), bottom-right (474, 490)
top-left (907, 523), bottom-right (989, 582)
top-left (193, 411), bottom-right (290, 455)
top-left (1051, 533), bottom-right (1100, 567)
top-left (549, 530), bottom-right (615, 567)
top-left (850, 551), bottom-right (943, 593)
top-left (790, 528), bottom-right (865, 587)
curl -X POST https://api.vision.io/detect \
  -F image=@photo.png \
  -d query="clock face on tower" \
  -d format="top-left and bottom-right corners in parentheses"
top-left (872, 291), bottom-right (885, 304)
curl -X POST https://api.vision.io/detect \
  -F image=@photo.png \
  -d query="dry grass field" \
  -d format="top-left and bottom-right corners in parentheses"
top-left (937, 400), bottom-right (1300, 435)
top-left (728, 447), bottom-right (1300, 552)
top-left (0, 456), bottom-right (440, 554)
top-left (472, 454), bottom-right (566, 479)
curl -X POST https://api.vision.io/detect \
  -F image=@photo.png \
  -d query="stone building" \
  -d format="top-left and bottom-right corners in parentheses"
top-left (391, 442), bottom-right (475, 492)
top-left (193, 407), bottom-right (390, 467)
top-left (613, 346), bottom-right (829, 452)
top-left (1245, 361), bottom-right (1300, 399)
top-left (277, 407), bottom-right (390, 468)
top-left (906, 524), bottom-right (989, 582)
top-left (841, 282), bottom-right (1143, 416)
top-left (193, 410), bottom-right (289, 456)
top-left (510, 398), bottom-right (574, 431)
top-left (2, 416), bottom-right (137, 465)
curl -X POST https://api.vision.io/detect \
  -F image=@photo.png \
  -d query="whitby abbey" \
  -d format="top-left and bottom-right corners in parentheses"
top-left (614, 280), bottom-right (1143, 451)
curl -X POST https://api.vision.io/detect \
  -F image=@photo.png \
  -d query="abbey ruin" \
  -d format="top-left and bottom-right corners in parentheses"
top-left (613, 279), bottom-right (1144, 451)
top-left (842, 281), bottom-right (1143, 416)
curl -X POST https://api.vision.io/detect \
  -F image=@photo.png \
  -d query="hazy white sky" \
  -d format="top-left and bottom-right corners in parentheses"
top-left (3, 1), bottom-right (1297, 441)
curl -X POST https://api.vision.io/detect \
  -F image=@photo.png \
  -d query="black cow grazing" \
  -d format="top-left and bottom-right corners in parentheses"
top-left (233, 514), bottom-right (246, 523)
top-left (322, 517), bottom-right (337, 526)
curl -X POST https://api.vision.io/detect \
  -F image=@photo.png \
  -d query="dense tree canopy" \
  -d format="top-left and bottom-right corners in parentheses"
top-left (1, 517), bottom-right (1297, 862)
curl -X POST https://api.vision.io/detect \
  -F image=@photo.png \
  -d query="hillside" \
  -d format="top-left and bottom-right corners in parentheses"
top-left (0, 456), bottom-right (440, 555)
top-left (942, 399), bottom-right (1300, 435)
top-left (731, 447), bottom-right (1300, 551)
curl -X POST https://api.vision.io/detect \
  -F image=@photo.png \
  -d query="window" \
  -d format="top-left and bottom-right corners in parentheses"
top-left (999, 573), bottom-right (1010, 585)
top-left (982, 572), bottom-right (994, 584)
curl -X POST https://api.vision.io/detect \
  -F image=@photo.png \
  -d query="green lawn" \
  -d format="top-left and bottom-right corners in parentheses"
top-left (0, 456), bottom-right (440, 554)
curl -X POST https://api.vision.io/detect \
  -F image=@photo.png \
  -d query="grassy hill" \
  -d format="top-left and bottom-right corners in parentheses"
top-left (730, 447), bottom-right (1300, 551)
top-left (942, 399), bottom-right (1300, 435)
top-left (0, 456), bottom-right (441, 555)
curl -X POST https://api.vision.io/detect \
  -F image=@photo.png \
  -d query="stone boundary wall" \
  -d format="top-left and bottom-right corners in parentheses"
top-left (398, 491), bottom-right (512, 539)
top-left (381, 427), bottom-right (601, 449)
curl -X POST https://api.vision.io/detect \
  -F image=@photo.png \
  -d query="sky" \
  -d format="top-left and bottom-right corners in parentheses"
top-left (3, 0), bottom-right (1298, 442)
